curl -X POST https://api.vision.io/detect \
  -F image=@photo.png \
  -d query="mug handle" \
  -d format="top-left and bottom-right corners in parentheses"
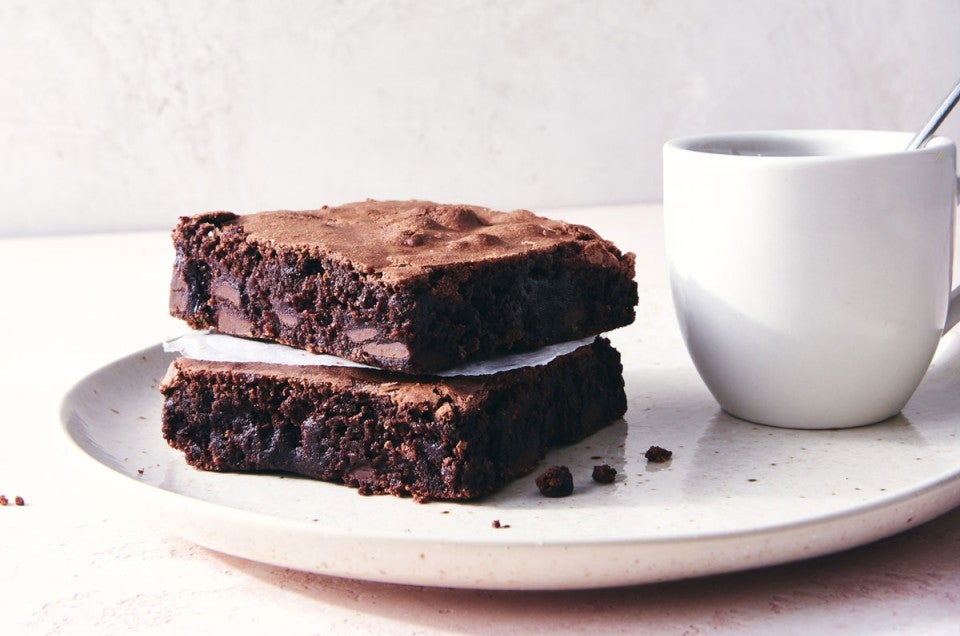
top-left (946, 175), bottom-right (960, 332)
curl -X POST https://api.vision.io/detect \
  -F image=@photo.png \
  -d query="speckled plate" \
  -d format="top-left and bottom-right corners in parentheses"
top-left (59, 300), bottom-right (960, 590)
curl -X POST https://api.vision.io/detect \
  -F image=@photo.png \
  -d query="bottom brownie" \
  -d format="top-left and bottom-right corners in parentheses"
top-left (160, 336), bottom-right (626, 501)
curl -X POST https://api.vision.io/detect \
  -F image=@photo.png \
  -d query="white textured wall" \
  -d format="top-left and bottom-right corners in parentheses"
top-left (2, 0), bottom-right (960, 235)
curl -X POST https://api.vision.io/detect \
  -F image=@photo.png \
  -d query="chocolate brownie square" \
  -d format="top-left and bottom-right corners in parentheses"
top-left (160, 337), bottom-right (627, 501)
top-left (169, 200), bottom-right (636, 373)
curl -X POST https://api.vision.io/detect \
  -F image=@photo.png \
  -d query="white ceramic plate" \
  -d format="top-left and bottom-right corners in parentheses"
top-left (61, 314), bottom-right (960, 590)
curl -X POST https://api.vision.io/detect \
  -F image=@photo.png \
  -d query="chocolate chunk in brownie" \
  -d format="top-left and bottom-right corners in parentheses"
top-left (592, 464), bottom-right (617, 484)
top-left (169, 200), bottom-right (637, 373)
top-left (161, 337), bottom-right (626, 501)
top-left (535, 465), bottom-right (574, 497)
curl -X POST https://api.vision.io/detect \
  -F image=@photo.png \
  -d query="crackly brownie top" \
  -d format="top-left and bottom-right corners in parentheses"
top-left (163, 356), bottom-right (530, 411)
top-left (162, 337), bottom-right (601, 408)
top-left (183, 200), bottom-right (630, 282)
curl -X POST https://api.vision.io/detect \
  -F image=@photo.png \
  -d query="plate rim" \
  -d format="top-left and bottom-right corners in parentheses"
top-left (58, 343), bottom-right (960, 588)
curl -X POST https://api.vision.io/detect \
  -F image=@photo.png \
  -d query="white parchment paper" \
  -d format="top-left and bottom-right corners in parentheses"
top-left (163, 331), bottom-right (595, 377)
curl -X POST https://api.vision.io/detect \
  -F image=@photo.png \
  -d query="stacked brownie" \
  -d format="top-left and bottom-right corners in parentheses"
top-left (161, 200), bottom-right (637, 501)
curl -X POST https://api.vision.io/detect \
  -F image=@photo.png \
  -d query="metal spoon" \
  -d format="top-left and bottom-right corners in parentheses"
top-left (906, 75), bottom-right (960, 150)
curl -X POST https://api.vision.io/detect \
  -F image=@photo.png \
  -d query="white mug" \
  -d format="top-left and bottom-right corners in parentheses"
top-left (663, 130), bottom-right (959, 429)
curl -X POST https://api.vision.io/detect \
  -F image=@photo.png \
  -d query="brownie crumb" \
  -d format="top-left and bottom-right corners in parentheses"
top-left (536, 465), bottom-right (574, 497)
top-left (0, 495), bottom-right (7, 506)
top-left (645, 445), bottom-right (673, 463)
top-left (592, 464), bottom-right (617, 484)
top-left (491, 519), bottom-right (511, 529)
top-left (14, 496), bottom-right (24, 506)
top-left (137, 469), bottom-right (145, 475)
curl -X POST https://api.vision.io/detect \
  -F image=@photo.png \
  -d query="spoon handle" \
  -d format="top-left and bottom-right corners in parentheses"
top-left (907, 76), bottom-right (960, 150)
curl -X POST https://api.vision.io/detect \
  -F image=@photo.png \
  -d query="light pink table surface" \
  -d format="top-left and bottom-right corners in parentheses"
top-left (1, 204), bottom-right (958, 634)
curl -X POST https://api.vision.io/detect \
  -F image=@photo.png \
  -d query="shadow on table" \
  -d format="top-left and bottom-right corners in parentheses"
top-left (210, 505), bottom-right (960, 633)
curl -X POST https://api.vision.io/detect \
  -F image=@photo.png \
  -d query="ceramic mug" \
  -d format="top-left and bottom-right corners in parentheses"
top-left (663, 129), bottom-right (959, 429)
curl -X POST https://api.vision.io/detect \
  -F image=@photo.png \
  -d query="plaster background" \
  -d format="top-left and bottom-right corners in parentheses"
top-left (2, 0), bottom-right (959, 235)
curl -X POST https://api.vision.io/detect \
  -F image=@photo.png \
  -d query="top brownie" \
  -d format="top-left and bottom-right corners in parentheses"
top-left (170, 199), bottom-right (637, 372)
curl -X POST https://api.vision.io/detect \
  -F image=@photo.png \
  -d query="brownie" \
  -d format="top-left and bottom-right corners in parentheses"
top-left (169, 200), bottom-right (637, 373)
top-left (160, 337), bottom-right (627, 501)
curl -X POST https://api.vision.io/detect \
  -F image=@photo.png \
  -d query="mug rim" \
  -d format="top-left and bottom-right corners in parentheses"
top-left (663, 129), bottom-right (954, 160)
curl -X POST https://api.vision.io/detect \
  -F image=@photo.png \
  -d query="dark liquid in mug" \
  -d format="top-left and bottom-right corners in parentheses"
top-left (691, 134), bottom-right (908, 158)
top-left (695, 143), bottom-right (815, 157)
